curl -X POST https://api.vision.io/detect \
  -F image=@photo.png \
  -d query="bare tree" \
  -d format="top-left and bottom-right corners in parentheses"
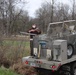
top-left (55, 3), bottom-right (70, 21)
top-left (35, 1), bottom-right (71, 33)
top-left (70, 0), bottom-right (76, 20)
top-left (50, 0), bottom-right (55, 22)
top-left (0, 0), bottom-right (28, 36)
top-left (35, 3), bottom-right (51, 33)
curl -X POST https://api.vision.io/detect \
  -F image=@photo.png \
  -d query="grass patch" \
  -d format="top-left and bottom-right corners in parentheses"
top-left (0, 68), bottom-right (20, 75)
top-left (2, 40), bottom-right (30, 47)
top-left (0, 39), bottom-right (30, 64)
top-left (2, 40), bottom-right (30, 55)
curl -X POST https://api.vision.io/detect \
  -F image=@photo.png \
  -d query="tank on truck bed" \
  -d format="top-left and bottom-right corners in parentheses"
top-left (22, 20), bottom-right (76, 75)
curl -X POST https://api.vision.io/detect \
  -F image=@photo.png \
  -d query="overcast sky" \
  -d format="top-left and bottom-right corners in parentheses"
top-left (25, 0), bottom-right (71, 18)
top-left (25, 0), bottom-right (43, 17)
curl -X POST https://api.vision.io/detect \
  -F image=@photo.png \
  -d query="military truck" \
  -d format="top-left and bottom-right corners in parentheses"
top-left (22, 20), bottom-right (76, 75)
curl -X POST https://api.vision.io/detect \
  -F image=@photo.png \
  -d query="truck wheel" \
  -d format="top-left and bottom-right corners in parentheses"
top-left (64, 71), bottom-right (71, 75)
top-left (59, 70), bottom-right (71, 75)
top-left (59, 66), bottom-right (71, 75)
top-left (36, 68), bottom-right (52, 75)
top-left (67, 44), bottom-right (74, 59)
top-left (71, 62), bottom-right (76, 75)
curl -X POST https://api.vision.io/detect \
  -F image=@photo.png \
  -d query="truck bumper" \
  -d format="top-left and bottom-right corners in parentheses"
top-left (22, 56), bottom-right (61, 71)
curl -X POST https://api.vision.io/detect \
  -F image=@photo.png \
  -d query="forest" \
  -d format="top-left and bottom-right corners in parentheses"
top-left (0, 0), bottom-right (76, 35)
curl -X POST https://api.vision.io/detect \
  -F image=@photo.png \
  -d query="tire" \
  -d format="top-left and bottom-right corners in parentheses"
top-left (63, 71), bottom-right (71, 75)
top-left (71, 62), bottom-right (76, 75)
top-left (58, 64), bottom-right (71, 75)
top-left (36, 68), bottom-right (52, 75)
top-left (59, 70), bottom-right (71, 75)
top-left (67, 44), bottom-right (74, 59)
